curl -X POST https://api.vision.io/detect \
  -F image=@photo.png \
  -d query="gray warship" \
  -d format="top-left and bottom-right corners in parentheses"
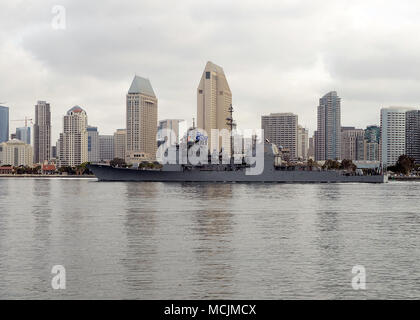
top-left (89, 105), bottom-right (387, 183)
top-left (88, 143), bottom-right (387, 183)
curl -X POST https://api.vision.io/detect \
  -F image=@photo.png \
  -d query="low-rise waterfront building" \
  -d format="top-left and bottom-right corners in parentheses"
top-left (0, 139), bottom-right (33, 167)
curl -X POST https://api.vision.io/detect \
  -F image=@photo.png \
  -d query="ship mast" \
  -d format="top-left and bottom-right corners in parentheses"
top-left (226, 104), bottom-right (234, 163)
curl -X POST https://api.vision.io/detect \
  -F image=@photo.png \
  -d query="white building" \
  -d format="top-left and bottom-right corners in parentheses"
top-left (58, 106), bottom-right (88, 167)
top-left (380, 107), bottom-right (414, 168)
top-left (0, 139), bottom-right (33, 167)
top-left (297, 125), bottom-right (309, 161)
top-left (158, 119), bottom-right (187, 146)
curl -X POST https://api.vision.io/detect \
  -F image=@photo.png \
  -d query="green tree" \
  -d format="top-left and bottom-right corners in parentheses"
top-left (307, 159), bottom-right (318, 169)
top-left (391, 155), bottom-right (415, 175)
top-left (322, 159), bottom-right (341, 170)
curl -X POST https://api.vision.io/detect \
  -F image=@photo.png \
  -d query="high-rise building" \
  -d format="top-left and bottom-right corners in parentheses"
top-left (261, 113), bottom-right (298, 159)
top-left (341, 127), bottom-right (365, 160)
top-left (0, 139), bottom-right (33, 166)
top-left (197, 61), bottom-right (232, 153)
top-left (365, 125), bottom-right (380, 143)
top-left (157, 119), bottom-right (187, 146)
top-left (99, 135), bottom-right (114, 162)
top-left (126, 75), bottom-right (158, 162)
top-left (363, 125), bottom-right (380, 161)
top-left (51, 145), bottom-right (57, 159)
top-left (113, 129), bottom-right (127, 160)
top-left (16, 127), bottom-right (31, 145)
top-left (87, 126), bottom-right (99, 163)
top-left (380, 107), bottom-right (414, 168)
top-left (0, 105), bottom-right (9, 143)
top-left (405, 110), bottom-right (420, 164)
top-left (315, 91), bottom-right (341, 161)
top-left (365, 142), bottom-right (379, 161)
top-left (297, 125), bottom-right (309, 161)
top-left (58, 106), bottom-right (88, 167)
top-left (34, 101), bottom-right (51, 164)
top-left (308, 135), bottom-right (315, 160)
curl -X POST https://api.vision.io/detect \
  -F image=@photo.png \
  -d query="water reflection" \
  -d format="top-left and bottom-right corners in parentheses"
top-left (122, 183), bottom-right (158, 296)
top-left (1, 179), bottom-right (419, 299)
top-left (30, 179), bottom-right (52, 294)
top-left (187, 184), bottom-right (237, 298)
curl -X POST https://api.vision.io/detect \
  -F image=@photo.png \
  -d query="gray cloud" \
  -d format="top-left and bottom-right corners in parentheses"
top-left (1, 0), bottom-right (420, 142)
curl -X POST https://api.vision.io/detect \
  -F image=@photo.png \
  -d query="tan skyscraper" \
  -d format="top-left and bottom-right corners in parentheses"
top-left (113, 129), bottom-right (127, 160)
top-left (197, 61), bottom-right (232, 153)
top-left (126, 75), bottom-right (158, 163)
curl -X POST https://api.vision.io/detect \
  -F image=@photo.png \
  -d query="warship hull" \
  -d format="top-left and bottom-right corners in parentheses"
top-left (88, 164), bottom-right (387, 183)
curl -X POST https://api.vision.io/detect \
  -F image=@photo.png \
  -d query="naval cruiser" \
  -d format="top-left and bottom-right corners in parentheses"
top-left (89, 103), bottom-right (386, 183)
top-left (88, 142), bottom-right (387, 183)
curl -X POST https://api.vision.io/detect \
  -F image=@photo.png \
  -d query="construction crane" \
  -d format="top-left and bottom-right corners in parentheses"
top-left (11, 116), bottom-right (33, 127)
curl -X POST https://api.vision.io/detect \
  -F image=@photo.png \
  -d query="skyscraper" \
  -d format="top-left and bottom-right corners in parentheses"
top-left (113, 129), bottom-right (127, 160)
top-left (87, 126), bottom-right (99, 163)
top-left (315, 91), bottom-right (341, 161)
top-left (297, 125), bottom-right (309, 161)
top-left (364, 125), bottom-right (380, 161)
top-left (365, 125), bottom-right (380, 144)
top-left (197, 61), bottom-right (232, 153)
top-left (34, 101), bottom-right (51, 164)
top-left (380, 107), bottom-right (413, 168)
top-left (0, 105), bottom-right (9, 143)
top-left (308, 135), bottom-right (315, 160)
top-left (126, 75), bottom-right (158, 162)
top-left (261, 113), bottom-right (298, 159)
top-left (58, 106), bottom-right (88, 167)
top-left (16, 127), bottom-right (31, 145)
top-left (99, 135), bottom-right (114, 162)
top-left (405, 110), bottom-right (420, 164)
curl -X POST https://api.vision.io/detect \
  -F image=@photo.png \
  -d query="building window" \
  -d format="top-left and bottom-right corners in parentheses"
top-left (205, 72), bottom-right (210, 79)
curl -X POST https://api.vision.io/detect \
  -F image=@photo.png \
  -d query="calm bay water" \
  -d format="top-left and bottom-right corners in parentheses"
top-left (0, 178), bottom-right (419, 299)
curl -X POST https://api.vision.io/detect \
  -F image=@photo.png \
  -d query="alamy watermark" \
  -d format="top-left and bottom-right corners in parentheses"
top-left (352, 265), bottom-right (366, 290)
top-left (51, 5), bottom-right (66, 30)
top-left (51, 265), bottom-right (66, 290)
top-left (156, 128), bottom-right (266, 175)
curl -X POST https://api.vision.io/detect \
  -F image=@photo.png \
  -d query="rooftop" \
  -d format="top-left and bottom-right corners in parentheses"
top-left (67, 105), bottom-right (86, 115)
top-left (128, 75), bottom-right (156, 97)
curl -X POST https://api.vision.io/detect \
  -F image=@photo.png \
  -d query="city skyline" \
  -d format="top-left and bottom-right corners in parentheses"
top-left (2, 1), bottom-right (420, 142)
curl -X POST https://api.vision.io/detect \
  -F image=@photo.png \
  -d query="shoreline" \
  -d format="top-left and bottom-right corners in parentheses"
top-left (390, 176), bottom-right (420, 181)
top-left (0, 175), bottom-right (97, 179)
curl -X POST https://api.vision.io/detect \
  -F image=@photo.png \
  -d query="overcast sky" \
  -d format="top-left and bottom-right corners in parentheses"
top-left (1, 0), bottom-right (420, 143)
